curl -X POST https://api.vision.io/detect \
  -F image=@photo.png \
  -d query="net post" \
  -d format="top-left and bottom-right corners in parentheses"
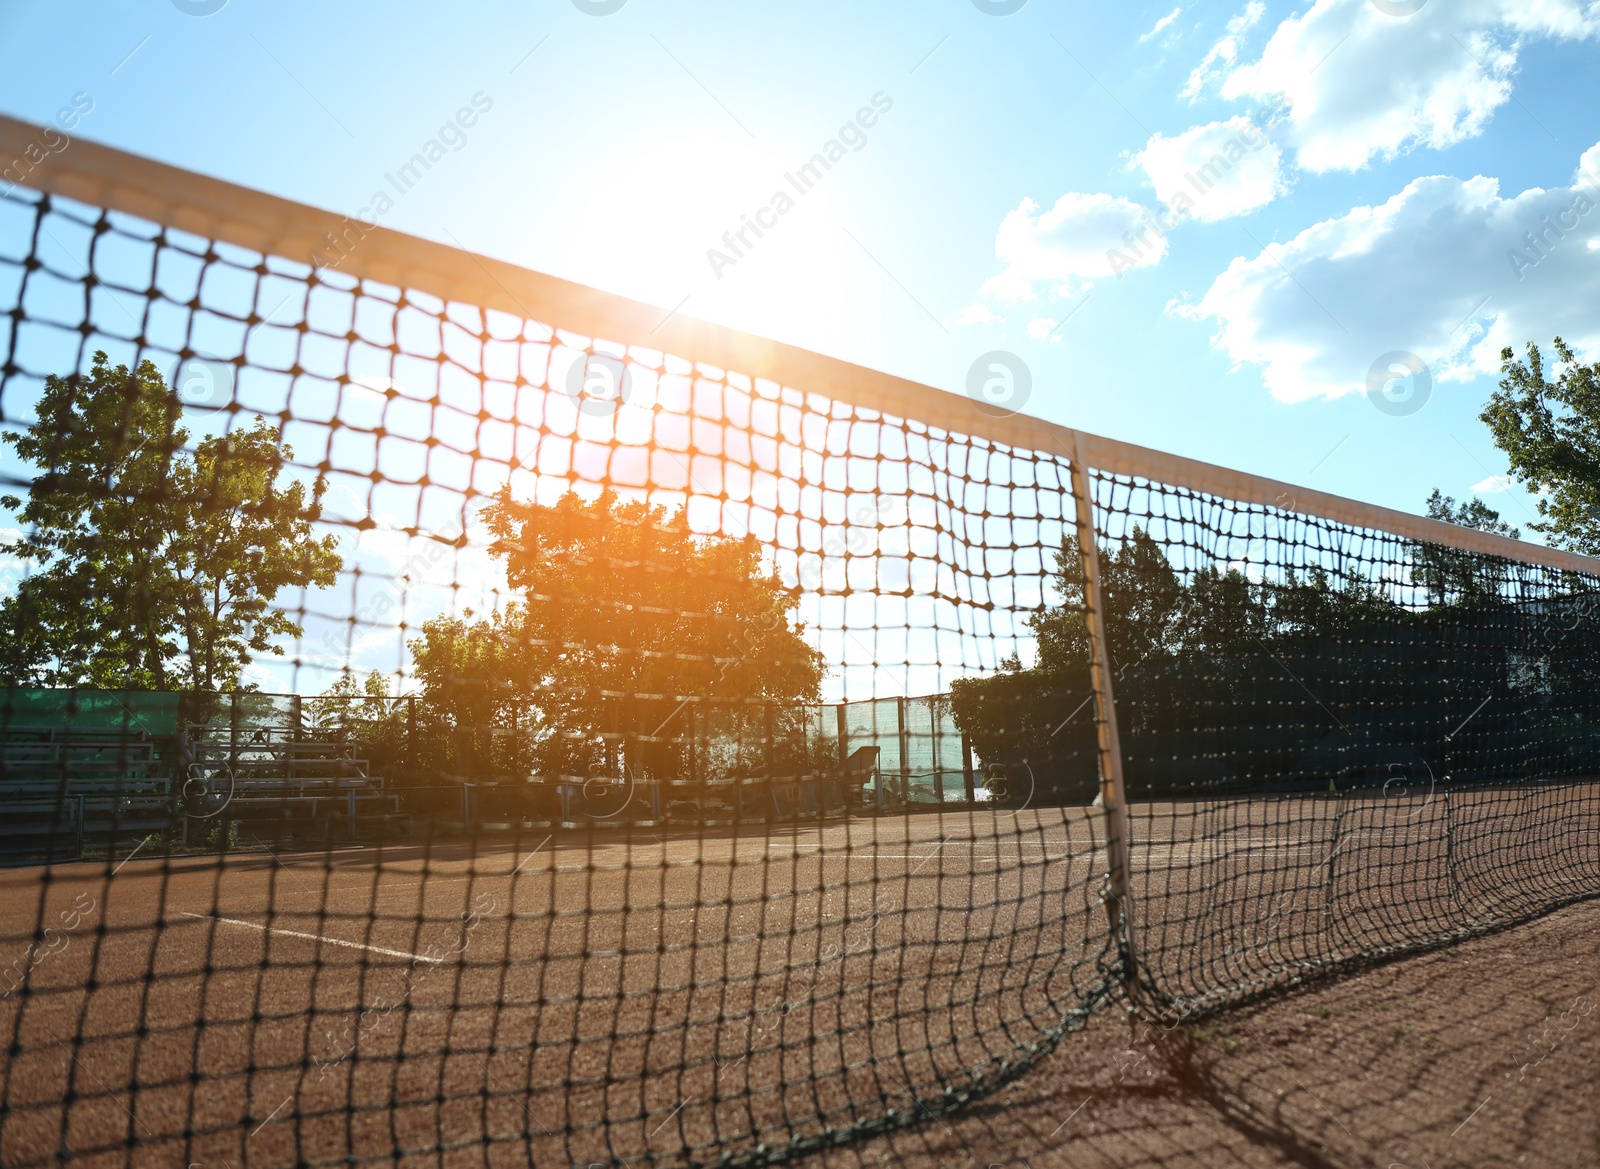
top-left (1065, 438), bottom-right (1141, 1004)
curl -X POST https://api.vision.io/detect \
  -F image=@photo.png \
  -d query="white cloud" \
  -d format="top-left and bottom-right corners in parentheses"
top-left (955, 302), bottom-right (1004, 326)
top-left (1472, 475), bottom-right (1513, 493)
top-left (1134, 116), bottom-right (1287, 222)
top-left (1141, 6), bottom-right (1184, 42)
top-left (1173, 145), bottom-right (1600, 401)
top-left (1580, 142), bottom-right (1600, 183)
top-left (1219, 0), bottom-right (1600, 173)
top-left (979, 192), bottom-right (1165, 302)
top-left (1183, 1), bottom-right (1266, 101)
top-left (1027, 317), bottom-right (1061, 341)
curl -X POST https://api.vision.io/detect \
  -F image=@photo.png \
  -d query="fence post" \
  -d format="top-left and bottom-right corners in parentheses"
top-left (835, 702), bottom-right (848, 770)
top-left (763, 701), bottom-right (775, 782)
top-left (834, 702), bottom-right (850, 811)
top-left (689, 701), bottom-right (699, 783)
top-left (961, 733), bottom-right (976, 804)
top-left (406, 696), bottom-right (417, 770)
top-left (896, 696), bottom-right (910, 804)
top-left (623, 691), bottom-right (637, 787)
top-left (1066, 436), bottom-right (1140, 1003)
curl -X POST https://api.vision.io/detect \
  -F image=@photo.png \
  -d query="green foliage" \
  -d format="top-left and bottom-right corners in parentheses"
top-left (1415, 489), bottom-right (1521, 607)
top-left (1270, 566), bottom-right (1398, 642)
top-left (309, 669), bottom-right (402, 735)
top-left (306, 670), bottom-right (409, 775)
top-left (1020, 527), bottom-right (1296, 675)
top-left (1481, 337), bottom-right (1600, 553)
top-left (408, 609), bottom-right (527, 776)
top-left (1022, 528), bottom-right (1189, 676)
top-left (316, 668), bottom-right (392, 704)
top-left (408, 487), bottom-right (826, 778)
top-left (949, 512), bottom-right (1546, 800)
top-left (947, 667), bottom-right (1097, 805)
top-left (954, 484), bottom-right (1600, 800)
top-left (0, 353), bottom-right (342, 690)
top-left (200, 817), bottom-right (239, 851)
top-left (1425, 490), bottom-right (1519, 541)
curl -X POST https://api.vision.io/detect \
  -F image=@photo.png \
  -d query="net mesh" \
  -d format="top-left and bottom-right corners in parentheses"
top-left (0, 161), bottom-right (1596, 1169)
top-left (1087, 472), bottom-right (1600, 1013)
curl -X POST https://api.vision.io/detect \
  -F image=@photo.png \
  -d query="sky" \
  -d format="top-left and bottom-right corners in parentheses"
top-left (2, 0), bottom-right (1598, 694)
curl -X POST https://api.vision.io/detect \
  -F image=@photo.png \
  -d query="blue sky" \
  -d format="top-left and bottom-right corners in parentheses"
top-left (6, 0), bottom-right (1598, 536)
top-left (3, 0), bottom-right (1599, 695)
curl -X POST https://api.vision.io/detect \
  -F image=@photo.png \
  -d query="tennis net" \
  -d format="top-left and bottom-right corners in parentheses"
top-left (0, 116), bottom-right (1597, 1168)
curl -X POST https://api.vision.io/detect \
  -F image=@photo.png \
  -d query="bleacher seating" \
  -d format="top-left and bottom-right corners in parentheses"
top-left (0, 725), bottom-right (173, 856)
top-left (0, 687), bottom-right (961, 856)
top-left (0, 709), bottom-right (411, 859)
top-left (183, 724), bottom-right (410, 841)
top-left (524, 744), bottom-right (887, 828)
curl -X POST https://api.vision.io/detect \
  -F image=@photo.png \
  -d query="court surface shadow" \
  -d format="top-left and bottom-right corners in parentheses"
top-left (815, 895), bottom-right (1600, 1169)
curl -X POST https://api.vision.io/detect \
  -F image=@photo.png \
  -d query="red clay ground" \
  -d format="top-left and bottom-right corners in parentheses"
top-left (0, 812), bottom-right (1114, 1168)
top-left (817, 895), bottom-right (1600, 1169)
top-left (0, 801), bottom-right (1594, 1168)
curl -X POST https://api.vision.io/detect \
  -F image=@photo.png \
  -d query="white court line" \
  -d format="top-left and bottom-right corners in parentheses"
top-left (768, 844), bottom-right (1081, 850)
top-left (270, 877), bottom-right (470, 895)
top-left (510, 834), bottom-right (554, 875)
top-left (180, 912), bottom-right (444, 964)
top-left (772, 853), bottom-right (1073, 861)
top-left (757, 848), bottom-right (1307, 863)
top-left (250, 1093), bottom-right (293, 1137)
top-left (111, 836), bottom-right (148, 874)
top-left (768, 837), bottom-right (1306, 849)
top-left (268, 846), bottom-right (554, 898)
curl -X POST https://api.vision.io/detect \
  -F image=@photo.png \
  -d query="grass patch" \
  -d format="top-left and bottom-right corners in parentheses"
top-left (1191, 1024), bottom-right (1239, 1053)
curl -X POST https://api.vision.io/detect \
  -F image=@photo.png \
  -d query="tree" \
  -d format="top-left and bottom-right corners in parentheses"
top-left (1480, 337), bottom-right (1600, 553)
top-left (408, 608), bottom-right (525, 776)
top-left (1021, 527), bottom-right (1188, 677)
top-left (951, 527), bottom-right (1191, 805)
top-left (1415, 489), bottom-right (1520, 607)
top-left (308, 669), bottom-right (399, 736)
top-left (0, 352), bottom-right (343, 690)
top-left (1424, 490), bottom-right (1519, 541)
top-left (1272, 566), bottom-right (1399, 643)
top-left (407, 487), bottom-right (825, 778)
top-left (1179, 564), bottom-right (1271, 656)
top-left (307, 669), bottom-right (407, 774)
top-left (949, 524), bottom-right (1419, 801)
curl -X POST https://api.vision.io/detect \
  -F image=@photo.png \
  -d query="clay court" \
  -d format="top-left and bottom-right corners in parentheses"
top-left (2, 790), bottom-right (1595, 1168)
top-left (817, 895), bottom-right (1600, 1169)
top-left (3, 104), bottom-right (1600, 1169)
